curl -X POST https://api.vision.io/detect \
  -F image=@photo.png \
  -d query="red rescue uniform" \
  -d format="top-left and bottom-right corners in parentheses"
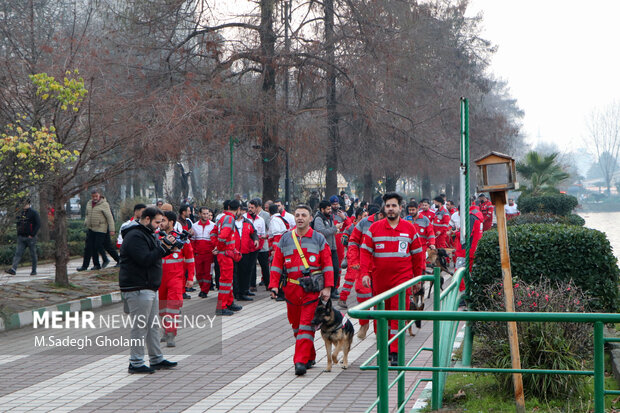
top-left (360, 218), bottom-right (425, 353)
top-left (343, 214), bottom-right (381, 326)
top-left (337, 222), bottom-right (356, 302)
top-left (159, 243), bottom-right (195, 336)
top-left (455, 205), bottom-right (484, 291)
top-left (269, 228), bottom-right (334, 365)
top-left (479, 200), bottom-right (494, 232)
top-left (432, 206), bottom-right (451, 248)
top-left (215, 211), bottom-right (240, 310)
top-left (191, 219), bottom-right (215, 294)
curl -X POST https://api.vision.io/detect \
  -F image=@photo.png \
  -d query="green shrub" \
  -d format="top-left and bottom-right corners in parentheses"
top-left (518, 194), bottom-right (578, 216)
top-left (470, 224), bottom-right (619, 312)
top-left (474, 279), bottom-right (592, 400)
top-left (507, 213), bottom-right (585, 227)
top-left (0, 240), bottom-right (84, 265)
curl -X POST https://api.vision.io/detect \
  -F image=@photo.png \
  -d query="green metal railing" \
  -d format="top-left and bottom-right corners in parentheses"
top-left (347, 267), bottom-right (620, 413)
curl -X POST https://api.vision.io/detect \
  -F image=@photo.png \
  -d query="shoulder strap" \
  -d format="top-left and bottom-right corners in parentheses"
top-left (292, 232), bottom-right (310, 270)
top-left (277, 215), bottom-right (290, 229)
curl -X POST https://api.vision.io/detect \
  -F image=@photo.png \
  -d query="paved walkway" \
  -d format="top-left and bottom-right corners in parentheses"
top-left (0, 275), bottom-right (442, 412)
top-left (0, 258), bottom-right (84, 285)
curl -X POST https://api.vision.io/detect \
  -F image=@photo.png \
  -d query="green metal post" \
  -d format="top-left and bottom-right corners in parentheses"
top-left (460, 97), bottom-right (473, 368)
top-left (229, 136), bottom-right (234, 195)
top-left (377, 301), bottom-right (389, 413)
top-left (461, 322), bottom-right (473, 367)
top-left (594, 321), bottom-right (604, 413)
top-left (397, 290), bottom-right (406, 408)
top-left (431, 267), bottom-right (441, 409)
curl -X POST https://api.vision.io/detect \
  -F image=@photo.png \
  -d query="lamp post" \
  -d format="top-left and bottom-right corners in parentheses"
top-left (279, 145), bottom-right (290, 211)
top-left (475, 152), bottom-right (524, 413)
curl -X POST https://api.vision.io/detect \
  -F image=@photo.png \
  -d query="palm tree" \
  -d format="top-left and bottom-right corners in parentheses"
top-left (516, 151), bottom-right (570, 196)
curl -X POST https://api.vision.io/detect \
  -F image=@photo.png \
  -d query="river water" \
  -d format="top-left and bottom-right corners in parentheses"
top-left (579, 212), bottom-right (620, 260)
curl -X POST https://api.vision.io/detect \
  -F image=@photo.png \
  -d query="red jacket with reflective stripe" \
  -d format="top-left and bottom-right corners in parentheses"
top-left (413, 215), bottom-right (435, 250)
top-left (161, 241), bottom-right (195, 282)
top-left (347, 214), bottom-right (380, 269)
top-left (236, 218), bottom-right (259, 254)
top-left (420, 209), bottom-right (435, 222)
top-left (479, 200), bottom-right (494, 228)
top-left (215, 211), bottom-right (239, 252)
top-left (433, 206), bottom-right (451, 234)
top-left (268, 227), bottom-right (334, 290)
top-left (360, 218), bottom-right (425, 291)
top-left (191, 220), bottom-right (215, 255)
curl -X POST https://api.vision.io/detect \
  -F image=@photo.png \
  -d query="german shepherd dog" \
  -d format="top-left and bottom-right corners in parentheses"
top-left (408, 286), bottom-right (425, 336)
top-left (425, 248), bottom-right (455, 298)
top-left (311, 299), bottom-right (355, 372)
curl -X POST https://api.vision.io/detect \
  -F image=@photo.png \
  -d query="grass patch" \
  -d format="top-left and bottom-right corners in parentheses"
top-left (422, 353), bottom-right (620, 412)
top-left (47, 282), bottom-right (82, 290)
top-left (94, 269), bottom-right (119, 282)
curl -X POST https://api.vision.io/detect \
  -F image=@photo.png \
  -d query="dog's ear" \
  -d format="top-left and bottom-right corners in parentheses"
top-left (326, 298), bottom-right (332, 310)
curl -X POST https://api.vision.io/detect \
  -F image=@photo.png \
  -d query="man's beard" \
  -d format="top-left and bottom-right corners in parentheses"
top-left (387, 213), bottom-right (399, 221)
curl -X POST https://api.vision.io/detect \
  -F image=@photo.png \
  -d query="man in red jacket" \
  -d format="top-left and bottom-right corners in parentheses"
top-left (344, 204), bottom-right (384, 340)
top-left (158, 211), bottom-right (195, 348)
top-left (405, 201), bottom-right (435, 254)
top-left (361, 193), bottom-right (426, 366)
top-left (269, 204), bottom-right (334, 376)
top-left (191, 207), bottom-right (215, 298)
top-left (478, 194), bottom-right (494, 231)
top-left (235, 210), bottom-right (259, 301)
top-left (418, 199), bottom-right (435, 222)
top-left (432, 196), bottom-right (451, 248)
top-left (336, 207), bottom-right (367, 309)
top-left (214, 200), bottom-right (243, 316)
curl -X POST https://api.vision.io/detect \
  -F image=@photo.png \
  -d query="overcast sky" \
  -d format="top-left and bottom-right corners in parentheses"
top-left (466, 0), bottom-right (620, 153)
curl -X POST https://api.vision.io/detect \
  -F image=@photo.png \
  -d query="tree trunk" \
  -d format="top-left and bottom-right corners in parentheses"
top-left (53, 190), bottom-right (70, 287)
top-left (38, 185), bottom-right (50, 242)
top-left (259, 0), bottom-right (280, 201)
top-left (324, 0), bottom-right (339, 198)
top-left (385, 173), bottom-right (399, 192)
top-left (153, 173), bottom-right (163, 202)
top-left (422, 171), bottom-right (431, 200)
top-left (363, 168), bottom-right (374, 203)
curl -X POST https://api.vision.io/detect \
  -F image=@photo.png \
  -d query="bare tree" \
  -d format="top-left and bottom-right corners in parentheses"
top-left (586, 102), bottom-right (620, 195)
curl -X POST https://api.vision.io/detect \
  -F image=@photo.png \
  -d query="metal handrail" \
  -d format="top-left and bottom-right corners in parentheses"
top-left (347, 267), bottom-right (620, 413)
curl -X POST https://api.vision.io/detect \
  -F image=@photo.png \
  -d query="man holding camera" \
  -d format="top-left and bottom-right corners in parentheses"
top-left (119, 207), bottom-right (178, 374)
top-left (158, 210), bottom-right (195, 347)
top-left (269, 205), bottom-right (334, 376)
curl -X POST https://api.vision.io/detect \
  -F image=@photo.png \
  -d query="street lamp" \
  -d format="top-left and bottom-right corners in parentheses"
top-left (252, 145), bottom-right (290, 211)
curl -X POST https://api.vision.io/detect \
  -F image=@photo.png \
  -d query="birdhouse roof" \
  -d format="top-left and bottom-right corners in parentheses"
top-left (474, 151), bottom-right (514, 165)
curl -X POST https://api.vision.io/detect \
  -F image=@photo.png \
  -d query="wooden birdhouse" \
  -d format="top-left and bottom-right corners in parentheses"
top-left (474, 152), bottom-right (517, 193)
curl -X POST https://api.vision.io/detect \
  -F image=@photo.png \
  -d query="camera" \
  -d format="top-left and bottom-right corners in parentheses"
top-left (160, 230), bottom-right (190, 250)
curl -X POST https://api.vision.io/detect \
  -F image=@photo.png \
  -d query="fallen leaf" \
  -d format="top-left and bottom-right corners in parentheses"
top-left (453, 389), bottom-right (466, 400)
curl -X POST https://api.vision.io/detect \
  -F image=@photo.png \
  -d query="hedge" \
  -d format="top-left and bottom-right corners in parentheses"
top-left (0, 241), bottom-right (83, 266)
top-left (518, 193), bottom-right (578, 216)
top-left (507, 213), bottom-right (585, 227)
top-left (0, 219), bottom-right (86, 245)
top-left (469, 224), bottom-right (619, 313)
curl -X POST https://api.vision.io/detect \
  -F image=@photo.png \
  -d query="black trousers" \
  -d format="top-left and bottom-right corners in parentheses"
top-left (331, 249), bottom-right (340, 290)
top-left (214, 258), bottom-right (220, 289)
top-left (99, 233), bottom-right (120, 263)
top-left (254, 251), bottom-right (270, 288)
top-left (237, 251), bottom-right (258, 296)
top-left (82, 230), bottom-right (105, 268)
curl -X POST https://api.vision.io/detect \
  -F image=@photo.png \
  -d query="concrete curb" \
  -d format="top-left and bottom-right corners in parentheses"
top-left (411, 324), bottom-right (466, 412)
top-left (0, 291), bottom-right (122, 332)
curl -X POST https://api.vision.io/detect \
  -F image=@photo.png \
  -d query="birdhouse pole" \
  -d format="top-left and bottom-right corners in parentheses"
top-left (491, 190), bottom-right (525, 413)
